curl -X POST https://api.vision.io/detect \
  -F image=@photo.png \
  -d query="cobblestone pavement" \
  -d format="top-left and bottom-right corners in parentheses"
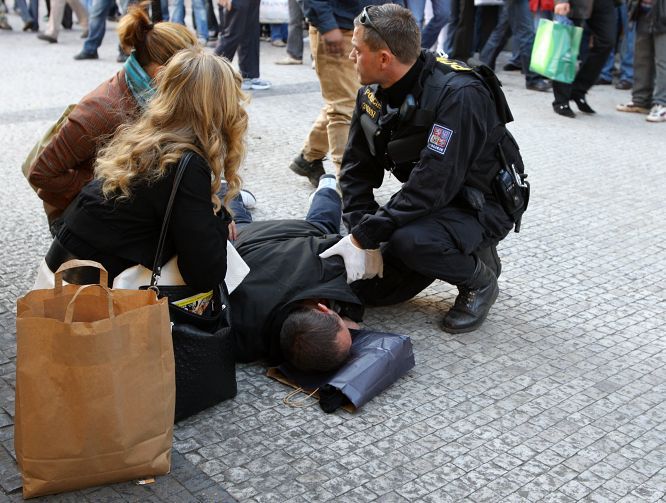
top-left (1, 10), bottom-right (665, 503)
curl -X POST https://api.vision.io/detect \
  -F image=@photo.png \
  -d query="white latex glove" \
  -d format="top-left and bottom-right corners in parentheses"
top-left (320, 235), bottom-right (384, 283)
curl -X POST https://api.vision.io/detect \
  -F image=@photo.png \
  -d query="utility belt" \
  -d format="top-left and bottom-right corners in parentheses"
top-left (493, 138), bottom-right (530, 232)
top-left (456, 131), bottom-right (529, 232)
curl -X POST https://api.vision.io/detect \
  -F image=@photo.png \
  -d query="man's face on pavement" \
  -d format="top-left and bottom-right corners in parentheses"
top-left (350, 26), bottom-right (382, 86)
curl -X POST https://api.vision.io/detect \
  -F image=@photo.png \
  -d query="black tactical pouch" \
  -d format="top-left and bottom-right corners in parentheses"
top-left (494, 133), bottom-right (530, 232)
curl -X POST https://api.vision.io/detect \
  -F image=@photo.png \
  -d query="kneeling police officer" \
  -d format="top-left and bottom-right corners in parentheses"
top-left (321, 4), bottom-right (527, 333)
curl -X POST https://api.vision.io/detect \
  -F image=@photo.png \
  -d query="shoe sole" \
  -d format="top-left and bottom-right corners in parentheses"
top-left (440, 285), bottom-right (499, 334)
top-left (617, 106), bottom-right (649, 114)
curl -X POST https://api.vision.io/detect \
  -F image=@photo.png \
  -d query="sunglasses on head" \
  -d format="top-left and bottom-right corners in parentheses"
top-left (359, 6), bottom-right (396, 54)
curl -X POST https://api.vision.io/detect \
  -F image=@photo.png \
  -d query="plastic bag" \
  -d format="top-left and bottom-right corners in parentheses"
top-left (529, 18), bottom-right (583, 84)
top-left (259, 0), bottom-right (288, 24)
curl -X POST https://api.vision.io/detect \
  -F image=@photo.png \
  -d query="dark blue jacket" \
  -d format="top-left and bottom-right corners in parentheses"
top-left (304, 0), bottom-right (403, 34)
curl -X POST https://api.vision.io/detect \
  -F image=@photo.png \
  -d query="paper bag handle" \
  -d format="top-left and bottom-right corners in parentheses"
top-left (64, 284), bottom-right (114, 323)
top-left (54, 259), bottom-right (108, 293)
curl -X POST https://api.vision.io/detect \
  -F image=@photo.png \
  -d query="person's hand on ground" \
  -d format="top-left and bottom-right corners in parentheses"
top-left (228, 221), bottom-right (237, 241)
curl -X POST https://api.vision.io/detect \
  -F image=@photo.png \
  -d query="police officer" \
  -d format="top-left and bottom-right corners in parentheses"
top-left (321, 4), bottom-right (524, 333)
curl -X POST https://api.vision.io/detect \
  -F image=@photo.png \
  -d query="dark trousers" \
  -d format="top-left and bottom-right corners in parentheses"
top-left (206, 0), bottom-right (218, 35)
top-left (450, 0), bottom-right (475, 60)
top-left (352, 206), bottom-right (507, 307)
top-left (553, 0), bottom-right (616, 104)
top-left (214, 0), bottom-right (261, 79)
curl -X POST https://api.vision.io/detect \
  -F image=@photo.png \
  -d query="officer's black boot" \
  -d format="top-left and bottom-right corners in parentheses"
top-left (476, 244), bottom-right (501, 278)
top-left (441, 258), bottom-right (499, 334)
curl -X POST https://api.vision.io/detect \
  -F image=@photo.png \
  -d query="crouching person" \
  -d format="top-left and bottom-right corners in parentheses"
top-left (35, 48), bottom-right (247, 292)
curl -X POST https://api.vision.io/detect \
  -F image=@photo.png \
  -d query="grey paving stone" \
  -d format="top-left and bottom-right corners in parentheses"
top-left (2, 15), bottom-right (666, 503)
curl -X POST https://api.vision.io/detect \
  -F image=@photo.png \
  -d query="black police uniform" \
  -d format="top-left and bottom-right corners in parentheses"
top-left (340, 50), bottom-right (521, 325)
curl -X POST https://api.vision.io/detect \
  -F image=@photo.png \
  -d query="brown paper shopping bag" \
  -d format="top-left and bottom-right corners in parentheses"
top-left (15, 260), bottom-right (175, 499)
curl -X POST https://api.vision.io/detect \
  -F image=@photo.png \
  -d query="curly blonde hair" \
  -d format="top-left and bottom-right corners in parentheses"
top-left (94, 47), bottom-right (248, 211)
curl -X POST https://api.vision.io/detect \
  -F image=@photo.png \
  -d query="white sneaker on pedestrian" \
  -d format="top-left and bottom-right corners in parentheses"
top-left (646, 104), bottom-right (666, 123)
top-left (616, 102), bottom-right (650, 114)
top-left (275, 55), bottom-right (303, 65)
top-left (242, 78), bottom-right (272, 91)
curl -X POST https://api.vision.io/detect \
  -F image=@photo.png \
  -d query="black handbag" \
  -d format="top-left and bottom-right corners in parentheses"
top-left (144, 151), bottom-right (237, 423)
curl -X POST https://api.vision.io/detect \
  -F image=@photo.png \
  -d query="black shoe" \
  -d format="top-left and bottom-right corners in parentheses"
top-left (553, 102), bottom-right (576, 118)
top-left (74, 49), bottom-right (98, 60)
top-left (595, 77), bottom-right (612, 85)
top-left (80, 30), bottom-right (88, 38)
top-left (23, 20), bottom-right (37, 31)
top-left (503, 62), bottom-right (521, 72)
top-left (615, 80), bottom-right (632, 90)
top-left (526, 79), bottom-right (552, 92)
top-left (572, 95), bottom-right (596, 114)
top-left (441, 259), bottom-right (499, 334)
top-left (476, 245), bottom-right (501, 278)
top-left (288, 153), bottom-right (326, 188)
top-left (37, 32), bottom-right (57, 43)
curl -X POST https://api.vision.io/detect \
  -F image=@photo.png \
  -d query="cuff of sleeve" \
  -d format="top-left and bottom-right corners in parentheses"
top-left (317, 21), bottom-right (338, 34)
top-left (351, 227), bottom-right (379, 250)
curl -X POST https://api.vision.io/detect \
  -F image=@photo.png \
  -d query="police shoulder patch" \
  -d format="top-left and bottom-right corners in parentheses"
top-left (427, 123), bottom-right (453, 155)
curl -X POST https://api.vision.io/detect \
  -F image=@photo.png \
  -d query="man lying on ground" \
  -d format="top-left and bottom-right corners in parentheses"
top-left (228, 176), bottom-right (365, 372)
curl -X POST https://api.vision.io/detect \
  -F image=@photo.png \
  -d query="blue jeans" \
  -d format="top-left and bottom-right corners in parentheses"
top-left (230, 189), bottom-right (342, 236)
top-left (479, 0), bottom-right (541, 84)
top-left (406, 0), bottom-right (426, 28)
top-left (421, 0), bottom-right (451, 49)
top-left (286, 0), bottom-right (304, 59)
top-left (82, 0), bottom-right (112, 53)
top-left (444, 6), bottom-right (457, 54)
top-left (170, 0), bottom-right (208, 40)
top-left (15, 0), bottom-right (37, 27)
top-left (270, 22), bottom-right (287, 42)
top-left (600, 4), bottom-right (634, 83)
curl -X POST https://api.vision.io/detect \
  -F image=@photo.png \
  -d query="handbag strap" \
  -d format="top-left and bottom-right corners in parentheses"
top-left (150, 151), bottom-right (194, 287)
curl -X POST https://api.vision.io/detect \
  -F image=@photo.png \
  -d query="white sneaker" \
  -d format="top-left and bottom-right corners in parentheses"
top-left (241, 78), bottom-right (271, 91)
top-left (646, 104), bottom-right (666, 123)
top-left (308, 174), bottom-right (341, 204)
top-left (239, 189), bottom-right (257, 209)
top-left (616, 102), bottom-right (650, 114)
top-left (275, 55), bottom-right (303, 65)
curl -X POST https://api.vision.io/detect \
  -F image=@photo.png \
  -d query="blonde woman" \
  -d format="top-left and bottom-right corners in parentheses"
top-left (29, 5), bottom-right (198, 236)
top-left (41, 47), bottom-right (248, 291)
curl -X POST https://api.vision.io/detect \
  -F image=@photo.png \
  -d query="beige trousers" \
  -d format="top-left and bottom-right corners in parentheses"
top-left (45, 0), bottom-right (88, 39)
top-left (302, 26), bottom-right (360, 172)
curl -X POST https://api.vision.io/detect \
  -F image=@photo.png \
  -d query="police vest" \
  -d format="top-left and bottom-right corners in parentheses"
top-left (358, 56), bottom-right (519, 193)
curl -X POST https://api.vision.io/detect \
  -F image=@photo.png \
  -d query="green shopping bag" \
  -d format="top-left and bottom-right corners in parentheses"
top-left (529, 18), bottom-right (583, 84)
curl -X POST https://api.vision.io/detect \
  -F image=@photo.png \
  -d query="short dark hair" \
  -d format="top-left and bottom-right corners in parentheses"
top-left (280, 308), bottom-right (349, 372)
top-left (354, 4), bottom-right (421, 65)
